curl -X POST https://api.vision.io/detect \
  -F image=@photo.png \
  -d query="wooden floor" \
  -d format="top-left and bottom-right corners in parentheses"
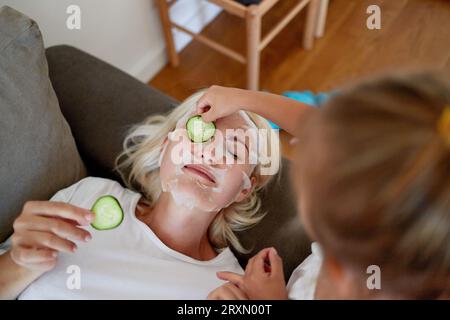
top-left (149, 0), bottom-right (450, 158)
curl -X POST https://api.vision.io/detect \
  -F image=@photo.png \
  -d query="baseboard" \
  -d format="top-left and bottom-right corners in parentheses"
top-left (132, 1), bottom-right (222, 83)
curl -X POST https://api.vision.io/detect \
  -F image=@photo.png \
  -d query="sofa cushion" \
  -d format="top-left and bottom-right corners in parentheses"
top-left (0, 6), bottom-right (87, 242)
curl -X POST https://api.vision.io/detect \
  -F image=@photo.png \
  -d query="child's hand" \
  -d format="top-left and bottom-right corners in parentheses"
top-left (196, 85), bottom-right (243, 123)
top-left (207, 282), bottom-right (248, 300)
top-left (217, 247), bottom-right (288, 300)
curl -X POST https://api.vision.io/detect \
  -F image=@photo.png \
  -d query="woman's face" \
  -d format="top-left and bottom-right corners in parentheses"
top-left (159, 111), bottom-right (258, 212)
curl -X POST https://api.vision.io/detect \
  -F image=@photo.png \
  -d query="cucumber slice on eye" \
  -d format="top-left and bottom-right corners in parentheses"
top-left (91, 195), bottom-right (124, 230)
top-left (186, 115), bottom-right (216, 143)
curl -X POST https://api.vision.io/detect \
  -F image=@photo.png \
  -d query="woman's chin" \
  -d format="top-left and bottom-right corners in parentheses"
top-left (162, 177), bottom-right (234, 212)
top-left (165, 186), bottom-right (219, 212)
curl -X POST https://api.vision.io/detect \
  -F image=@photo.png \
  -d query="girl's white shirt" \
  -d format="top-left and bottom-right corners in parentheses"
top-left (286, 242), bottom-right (323, 300)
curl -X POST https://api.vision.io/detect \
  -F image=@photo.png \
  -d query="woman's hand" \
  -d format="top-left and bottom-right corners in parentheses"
top-left (9, 200), bottom-right (94, 272)
top-left (207, 282), bottom-right (248, 300)
top-left (196, 85), bottom-right (246, 123)
top-left (217, 247), bottom-right (288, 300)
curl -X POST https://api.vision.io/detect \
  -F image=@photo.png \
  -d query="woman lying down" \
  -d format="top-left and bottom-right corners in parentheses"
top-left (0, 91), bottom-right (280, 299)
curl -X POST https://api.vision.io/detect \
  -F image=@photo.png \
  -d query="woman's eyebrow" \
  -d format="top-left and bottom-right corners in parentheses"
top-left (218, 120), bottom-right (252, 152)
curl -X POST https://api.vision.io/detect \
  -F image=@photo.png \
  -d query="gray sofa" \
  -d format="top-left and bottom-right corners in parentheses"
top-left (0, 6), bottom-right (311, 281)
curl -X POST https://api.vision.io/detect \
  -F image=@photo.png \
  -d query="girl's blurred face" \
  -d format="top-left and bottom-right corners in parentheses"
top-left (294, 125), bottom-right (343, 299)
top-left (292, 116), bottom-right (329, 241)
top-left (293, 114), bottom-right (368, 299)
top-left (159, 111), bottom-right (257, 212)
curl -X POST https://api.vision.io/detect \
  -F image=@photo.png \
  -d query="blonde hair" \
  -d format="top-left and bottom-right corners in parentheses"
top-left (114, 91), bottom-right (280, 253)
top-left (298, 71), bottom-right (450, 298)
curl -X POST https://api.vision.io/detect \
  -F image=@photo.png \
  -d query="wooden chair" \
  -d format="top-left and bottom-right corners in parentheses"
top-left (156, 0), bottom-right (329, 90)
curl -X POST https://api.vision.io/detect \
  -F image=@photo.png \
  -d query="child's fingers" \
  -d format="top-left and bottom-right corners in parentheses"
top-left (224, 283), bottom-right (248, 300)
top-left (197, 104), bottom-right (210, 117)
top-left (207, 283), bottom-right (247, 300)
top-left (249, 248), bottom-right (272, 274)
top-left (200, 111), bottom-right (215, 123)
top-left (196, 94), bottom-right (211, 115)
top-left (268, 247), bottom-right (284, 279)
top-left (253, 252), bottom-right (268, 274)
top-left (216, 271), bottom-right (244, 288)
top-left (245, 256), bottom-right (254, 274)
top-left (195, 98), bottom-right (215, 122)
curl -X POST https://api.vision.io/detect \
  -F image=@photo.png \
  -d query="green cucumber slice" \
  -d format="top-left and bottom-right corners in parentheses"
top-left (91, 195), bottom-right (124, 230)
top-left (186, 115), bottom-right (216, 143)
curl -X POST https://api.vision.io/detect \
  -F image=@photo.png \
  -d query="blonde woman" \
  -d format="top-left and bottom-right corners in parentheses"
top-left (0, 91), bottom-right (280, 299)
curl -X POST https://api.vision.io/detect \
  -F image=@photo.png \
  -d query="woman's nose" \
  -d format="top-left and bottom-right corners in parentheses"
top-left (191, 137), bottom-right (223, 165)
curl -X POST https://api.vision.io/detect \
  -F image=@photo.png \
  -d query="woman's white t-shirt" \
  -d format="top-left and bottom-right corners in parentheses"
top-left (1, 177), bottom-right (244, 300)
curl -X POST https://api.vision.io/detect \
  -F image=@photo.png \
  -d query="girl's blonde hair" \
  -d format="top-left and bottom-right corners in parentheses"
top-left (114, 91), bottom-right (280, 253)
top-left (298, 71), bottom-right (450, 298)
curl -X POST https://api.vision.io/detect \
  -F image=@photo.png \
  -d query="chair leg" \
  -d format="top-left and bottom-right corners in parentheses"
top-left (246, 5), bottom-right (261, 91)
top-left (315, 0), bottom-right (329, 38)
top-left (156, 0), bottom-right (179, 67)
top-left (303, 0), bottom-right (320, 50)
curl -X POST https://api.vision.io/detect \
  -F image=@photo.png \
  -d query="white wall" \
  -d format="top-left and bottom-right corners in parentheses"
top-left (1, 0), bottom-right (221, 82)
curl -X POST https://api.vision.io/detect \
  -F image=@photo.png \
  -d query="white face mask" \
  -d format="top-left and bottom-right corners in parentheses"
top-left (161, 154), bottom-right (253, 212)
top-left (159, 112), bottom-right (257, 212)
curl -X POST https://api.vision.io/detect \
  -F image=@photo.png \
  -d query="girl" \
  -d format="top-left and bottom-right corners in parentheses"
top-left (203, 71), bottom-right (450, 299)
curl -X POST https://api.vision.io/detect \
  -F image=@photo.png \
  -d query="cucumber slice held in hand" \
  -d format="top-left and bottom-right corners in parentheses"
top-left (186, 115), bottom-right (216, 143)
top-left (91, 195), bottom-right (124, 230)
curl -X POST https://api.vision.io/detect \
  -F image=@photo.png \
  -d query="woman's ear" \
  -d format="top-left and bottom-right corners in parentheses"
top-left (235, 175), bottom-right (257, 203)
